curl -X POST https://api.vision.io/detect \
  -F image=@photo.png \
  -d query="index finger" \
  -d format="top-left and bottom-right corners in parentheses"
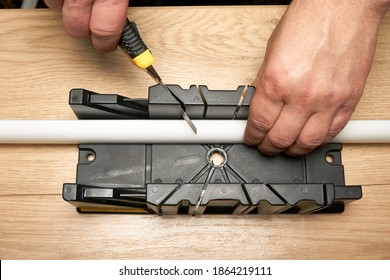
top-left (244, 86), bottom-right (283, 147)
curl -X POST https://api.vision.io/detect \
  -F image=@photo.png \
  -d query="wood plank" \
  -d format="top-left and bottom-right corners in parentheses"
top-left (343, 144), bottom-right (390, 185)
top-left (0, 145), bottom-right (77, 195)
top-left (0, 7), bottom-right (389, 260)
top-left (0, 190), bottom-right (388, 260)
top-left (0, 7), bottom-right (389, 120)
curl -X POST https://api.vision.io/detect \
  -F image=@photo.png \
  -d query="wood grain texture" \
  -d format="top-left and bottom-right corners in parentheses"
top-left (0, 187), bottom-right (389, 260)
top-left (0, 7), bottom-right (389, 119)
top-left (0, 7), bottom-right (389, 260)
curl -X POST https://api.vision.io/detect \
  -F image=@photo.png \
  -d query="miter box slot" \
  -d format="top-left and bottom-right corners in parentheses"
top-left (69, 85), bottom-right (255, 120)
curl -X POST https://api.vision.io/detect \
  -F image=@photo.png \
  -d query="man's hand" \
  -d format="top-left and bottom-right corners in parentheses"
top-left (45, 0), bottom-right (129, 52)
top-left (245, 0), bottom-right (389, 156)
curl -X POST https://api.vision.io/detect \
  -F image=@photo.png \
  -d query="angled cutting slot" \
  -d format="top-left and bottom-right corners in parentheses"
top-left (232, 85), bottom-right (249, 119)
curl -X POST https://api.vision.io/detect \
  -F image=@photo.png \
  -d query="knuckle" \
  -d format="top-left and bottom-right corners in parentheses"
top-left (248, 117), bottom-right (274, 133)
top-left (328, 123), bottom-right (347, 137)
top-left (328, 126), bottom-right (344, 137)
top-left (340, 101), bottom-right (358, 113)
top-left (324, 84), bottom-right (363, 109)
top-left (296, 137), bottom-right (323, 151)
top-left (298, 86), bottom-right (329, 108)
top-left (258, 69), bottom-right (291, 100)
top-left (90, 27), bottom-right (121, 40)
top-left (295, 81), bottom-right (351, 109)
top-left (329, 113), bottom-right (353, 137)
top-left (267, 134), bottom-right (295, 150)
top-left (259, 146), bottom-right (279, 156)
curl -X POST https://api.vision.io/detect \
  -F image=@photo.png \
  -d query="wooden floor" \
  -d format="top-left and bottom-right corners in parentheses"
top-left (0, 7), bottom-right (389, 259)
